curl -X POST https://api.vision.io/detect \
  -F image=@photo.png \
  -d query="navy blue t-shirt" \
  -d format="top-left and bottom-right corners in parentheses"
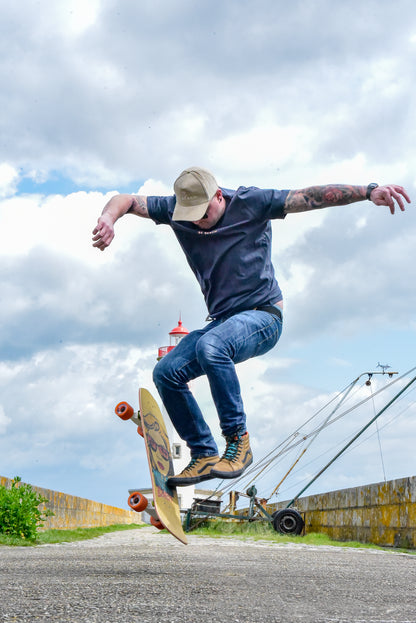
top-left (147, 186), bottom-right (288, 318)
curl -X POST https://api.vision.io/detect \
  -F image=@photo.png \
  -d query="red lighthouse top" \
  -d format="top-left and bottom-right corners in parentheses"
top-left (158, 318), bottom-right (189, 359)
top-left (169, 319), bottom-right (189, 339)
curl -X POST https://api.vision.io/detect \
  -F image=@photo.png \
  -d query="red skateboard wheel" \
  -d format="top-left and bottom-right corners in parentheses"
top-left (150, 515), bottom-right (165, 530)
top-left (127, 491), bottom-right (148, 512)
top-left (115, 401), bottom-right (134, 421)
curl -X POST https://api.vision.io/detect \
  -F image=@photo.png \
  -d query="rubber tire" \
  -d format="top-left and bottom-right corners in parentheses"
top-left (127, 491), bottom-right (148, 513)
top-left (272, 508), bottom-right (304, 535)
top-left (150, 515), bottom-right (165, 530)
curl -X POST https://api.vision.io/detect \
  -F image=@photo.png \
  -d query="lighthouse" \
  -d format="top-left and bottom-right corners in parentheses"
top-left (157, 317), bottom-right (195, 510)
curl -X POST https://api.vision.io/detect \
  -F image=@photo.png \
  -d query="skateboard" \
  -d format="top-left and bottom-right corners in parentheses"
top-left (115, 388), bottom-right (188, 545)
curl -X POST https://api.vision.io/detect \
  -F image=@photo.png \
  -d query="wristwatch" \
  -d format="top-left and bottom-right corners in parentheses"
top-left (366, 183), bottom-right (378, 200)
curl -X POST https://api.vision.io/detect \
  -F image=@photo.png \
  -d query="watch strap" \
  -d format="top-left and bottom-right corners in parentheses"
top-left (366, 183), bottom-right (378, 200)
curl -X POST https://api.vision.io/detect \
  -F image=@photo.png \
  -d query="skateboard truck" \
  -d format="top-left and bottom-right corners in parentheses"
top-left (115, 401), bottom-right (143, 437)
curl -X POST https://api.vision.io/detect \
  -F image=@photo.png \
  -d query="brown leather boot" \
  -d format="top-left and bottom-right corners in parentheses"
top-left (210, 432), bottom-right (253, 479)
top-left (167, 455), bottom-right (220, 487)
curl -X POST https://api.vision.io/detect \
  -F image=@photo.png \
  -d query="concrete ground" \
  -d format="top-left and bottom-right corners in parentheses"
top-left (0, 527), bottom-right (415, 623)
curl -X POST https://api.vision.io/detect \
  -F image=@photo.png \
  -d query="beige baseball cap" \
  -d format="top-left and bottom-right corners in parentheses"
top-left (172, 166), bottom-right (218, 221)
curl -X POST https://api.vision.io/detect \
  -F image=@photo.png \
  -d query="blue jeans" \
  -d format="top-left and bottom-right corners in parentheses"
top-left (153, 309), bottom-right (283, 457)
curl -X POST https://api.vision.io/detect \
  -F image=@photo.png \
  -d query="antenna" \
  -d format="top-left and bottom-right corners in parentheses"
top-left (377, 362), bottom-right (393, 375)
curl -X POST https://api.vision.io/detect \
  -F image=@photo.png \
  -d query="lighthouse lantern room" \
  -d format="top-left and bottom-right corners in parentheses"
top-left (158, 318), bottom-right (189, 359)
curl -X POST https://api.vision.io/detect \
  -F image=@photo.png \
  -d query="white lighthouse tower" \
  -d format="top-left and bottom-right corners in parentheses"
top-left (157, 317), bottom-right (195, 510)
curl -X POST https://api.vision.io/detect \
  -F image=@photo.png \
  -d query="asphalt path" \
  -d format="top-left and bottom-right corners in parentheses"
top-left (1, 527), bottom-right (415, 623)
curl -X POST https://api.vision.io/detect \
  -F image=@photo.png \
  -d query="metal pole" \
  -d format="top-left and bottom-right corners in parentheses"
top-left (286, 372), bottom-right (416, 508)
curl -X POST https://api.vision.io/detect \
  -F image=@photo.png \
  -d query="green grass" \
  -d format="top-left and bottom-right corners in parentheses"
top-left (1, 519), bottom-right (414, 555)
top-left (0, 523), bottom-right (145, 547)
top-left (188, 519), bottom-right (416, 554)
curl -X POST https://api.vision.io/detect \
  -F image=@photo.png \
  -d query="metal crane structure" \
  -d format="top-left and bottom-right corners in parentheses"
top-left (184, 365), bottom-right (416, 535)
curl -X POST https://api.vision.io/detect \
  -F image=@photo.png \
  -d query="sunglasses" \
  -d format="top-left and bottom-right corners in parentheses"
top-left (148, 436), bottom-right (170, 461)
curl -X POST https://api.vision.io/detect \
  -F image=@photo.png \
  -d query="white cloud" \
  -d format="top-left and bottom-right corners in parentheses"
top-left (0, 405), bottom-right (11, 434)
top-left (63, 0), bottom-right (101, 36)
top-left (0, 190), bottom-right (150, 266)
top-left (1, 1), bottom-right (415, 188)
top-left (137, 179), bottom-right (171, 196)
top-left (212, 121), bottom-right (315, 184)
top-left (0, 343), bottom-right (154, 476)
top-left (0, 163), bottom-right (19, 198)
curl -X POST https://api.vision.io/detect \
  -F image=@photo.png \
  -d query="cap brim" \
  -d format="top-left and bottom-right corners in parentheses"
top-left (172, 200), bottom-right (209, 222)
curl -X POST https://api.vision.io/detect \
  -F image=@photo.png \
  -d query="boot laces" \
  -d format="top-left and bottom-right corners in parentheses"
top-left (183, 458), bottom-right (198, 473)
top-left (223, 435), bottom-right (242, 461)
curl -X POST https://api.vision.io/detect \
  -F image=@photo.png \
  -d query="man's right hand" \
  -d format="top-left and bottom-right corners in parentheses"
top-left (92, 213), bottom-right (115, 251)
top-left (92, 194), bottom-right (150, 251)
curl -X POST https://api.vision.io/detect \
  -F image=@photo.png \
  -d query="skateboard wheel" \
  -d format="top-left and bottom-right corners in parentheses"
top-left (127, 492), bottom-right (148, 513)
top-left (137, 424), bottom-right (144, 437)
top-left (115, 401), bottom-right (134, 421)
top-left (150, 515), bottom-right (165, 530)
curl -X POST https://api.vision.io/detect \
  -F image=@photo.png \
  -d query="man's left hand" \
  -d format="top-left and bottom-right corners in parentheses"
top-left (370, 185), bottom-right (411, 215)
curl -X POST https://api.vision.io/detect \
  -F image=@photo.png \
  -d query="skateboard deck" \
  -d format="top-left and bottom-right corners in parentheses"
top-left (115, 388), bottom-right (187, 545)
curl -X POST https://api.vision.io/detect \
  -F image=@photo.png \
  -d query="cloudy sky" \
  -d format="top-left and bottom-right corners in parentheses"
top-left (1, 0), bottom-right (416, 510)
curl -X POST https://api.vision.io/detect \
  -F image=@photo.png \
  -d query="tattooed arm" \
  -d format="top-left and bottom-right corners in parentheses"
top-left (92, 194), bottom-right (149, 251)
top-left (284, 184), bottom-right (410, 216)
